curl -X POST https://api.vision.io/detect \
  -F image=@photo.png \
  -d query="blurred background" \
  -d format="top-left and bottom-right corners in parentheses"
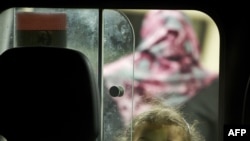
top-left (120, 9), bottom-right (220, 74)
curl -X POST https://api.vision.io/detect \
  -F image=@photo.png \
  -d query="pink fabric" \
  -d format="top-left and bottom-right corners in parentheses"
top-left (104, 10), bottom-right (218, 125)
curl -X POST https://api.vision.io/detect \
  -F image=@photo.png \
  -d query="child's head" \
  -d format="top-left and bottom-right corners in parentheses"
top-left (118, 104), bottom-right (204, 141)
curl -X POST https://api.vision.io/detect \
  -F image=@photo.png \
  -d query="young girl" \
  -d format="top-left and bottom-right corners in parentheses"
top-left (116, 103), bottom-right (204, 141)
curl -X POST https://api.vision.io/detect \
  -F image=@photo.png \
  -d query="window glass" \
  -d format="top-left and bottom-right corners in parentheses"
top-left (0, 8), bottom-right (219, 141)
top-left (13, 8), bottom-right (99, 77)
top-left (103, 9), bottom-right (220, 141)
top-left (103, 9), bottom-right (135, 141)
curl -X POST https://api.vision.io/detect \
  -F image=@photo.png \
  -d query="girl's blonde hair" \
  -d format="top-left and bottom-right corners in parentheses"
top-left (116, 100), bottom-right (204, 141)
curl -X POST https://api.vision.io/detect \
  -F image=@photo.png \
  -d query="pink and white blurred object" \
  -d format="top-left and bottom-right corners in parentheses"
top-left (103, 10), bottom-right (217, 125)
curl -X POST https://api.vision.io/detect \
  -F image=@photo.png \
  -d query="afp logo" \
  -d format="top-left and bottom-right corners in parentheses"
top-left (228, 129), bottom-right (246, 136)
top-left (224, 125), bottom-right (250, 140)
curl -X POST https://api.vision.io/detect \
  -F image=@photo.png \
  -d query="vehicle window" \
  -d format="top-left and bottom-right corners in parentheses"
top-left (103, 9), bottom-right (219, 141)
top-left (0, 8), bottom-right (219, 141)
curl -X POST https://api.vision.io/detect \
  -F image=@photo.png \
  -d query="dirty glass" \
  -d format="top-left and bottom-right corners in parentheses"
top-left (13, 8), bottom-right (99, 77)
top-left (0, 8), bottom-right (136, 141)
top-left (0, 8), bottom-right (220, 141)
top-left (102, 9), bottom-right (135, 141)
